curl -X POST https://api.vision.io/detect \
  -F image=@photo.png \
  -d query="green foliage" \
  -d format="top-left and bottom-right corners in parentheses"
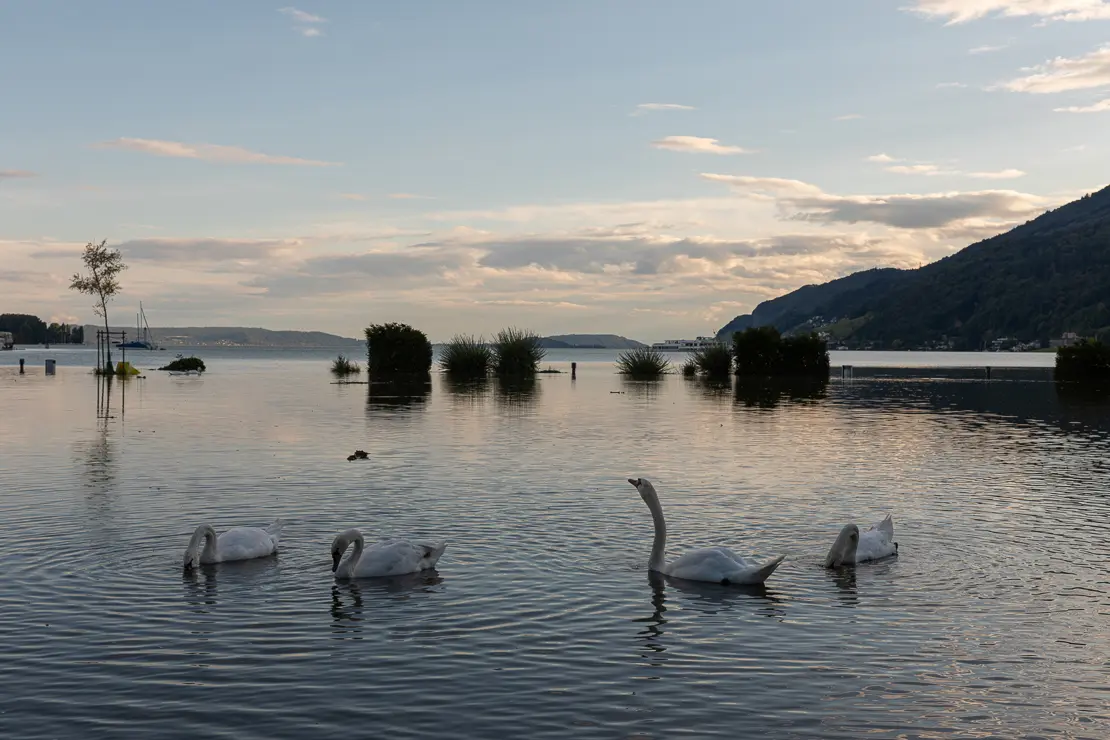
top-left (681, 360), bottom-right (697, 377)
top-left (330, 354), bottom-right (361, 376)
top-left (70, 239), bottom-right (127, 370)
top-left (616, 347), bottom-right (672, 378)
top-left (160, 356), bottom-right (206, 372)
top-left (365, 322), bottom-right (433, 377)
top-left (733, 327), bottom-right (829, 378)
top-left (493, 327), bottom-right (546, 376)
top-left (1056, 340), bottom-right (1110, 384)
top-left (0, 314), bottom-right (84, 345)
top-left (439, 334), bottom-right (492, 378)
top-left (691, 343), bottom-right (733, 379)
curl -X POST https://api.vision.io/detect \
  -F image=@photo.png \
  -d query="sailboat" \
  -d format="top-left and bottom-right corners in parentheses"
top-left (115, 302), bottom-right (163, 350)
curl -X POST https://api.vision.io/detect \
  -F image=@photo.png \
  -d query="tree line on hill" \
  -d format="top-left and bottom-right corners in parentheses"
top-left (0, 314), bottom-right (84, 345)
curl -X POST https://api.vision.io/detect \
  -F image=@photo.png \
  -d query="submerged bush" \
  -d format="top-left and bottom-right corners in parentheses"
top-left (691, 343), bottom-right (733, 379)
top-left (365, 322), bottom-right (432, 377)
top-left (733, 326), bottom-right (829, 378)
top-left (616, 347), bottom-right (672, 378)
top-left (681, 360), bottom-right (698, 377)
top-left (331, 354), bottom-right (361, 376)
top-left (159, 355), bottom-right (206, 373)
top-left (1056, 339), bottom-right (1110, 384)
top-left (439, 334), bottom-right (492, 378)
top-left (493, 327), bottom-right (546, 376)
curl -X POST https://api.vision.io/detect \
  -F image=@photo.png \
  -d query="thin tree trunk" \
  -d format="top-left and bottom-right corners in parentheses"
top-left (103, 300), bottom-right (112, 373)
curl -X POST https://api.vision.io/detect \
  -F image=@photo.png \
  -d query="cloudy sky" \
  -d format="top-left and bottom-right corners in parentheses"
top-left (3, 1), bottom-right (1109, 342)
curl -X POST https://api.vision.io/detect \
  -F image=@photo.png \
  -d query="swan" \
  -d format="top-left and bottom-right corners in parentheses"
top-left (183, 519), bottom-right (285, 570)
top-left (330, 528), bottom-right (447, 579)
top-left (628, 478), bottom-right (785, 585)
top-left (824, 514), bottom-right (898, 568)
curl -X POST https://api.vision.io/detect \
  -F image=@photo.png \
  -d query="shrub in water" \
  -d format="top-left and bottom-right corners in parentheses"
top-left (159, 356), bottom-right (206, 373)
top-left (365, 322), bottom-right (432, 377)
top-left (331, 354), bottom-right (361, 376)
top-left (733, 326), bottom-right (829, 378)
top-left (692, 343), bottom-right (732, 379)
top-left (682, 360), bottom-right (697, 377)
top-left (439, 334), bottom-right (492, 378)
top-left (616, 347), bottom-right (671, 378)
top-left (1056, 339), bottom-right (1110, 384)
top-left (493, 327), bottom-right (546, 376)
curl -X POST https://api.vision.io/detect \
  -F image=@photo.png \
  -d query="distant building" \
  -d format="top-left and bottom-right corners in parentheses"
top-left (1050, 331), bottom-right (1082, 348)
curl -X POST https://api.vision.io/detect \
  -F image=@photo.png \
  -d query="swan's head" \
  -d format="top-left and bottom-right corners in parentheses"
top-left (824, 524), bottom-right (859, 569)
top-left (330, 529), bottom-right (362, 572)
top-left (627, 477), bottom-right (659, 503)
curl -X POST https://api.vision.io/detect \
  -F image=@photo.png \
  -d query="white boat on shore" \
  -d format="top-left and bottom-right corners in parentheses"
top-left (650, 337), bottom-right (724, 352)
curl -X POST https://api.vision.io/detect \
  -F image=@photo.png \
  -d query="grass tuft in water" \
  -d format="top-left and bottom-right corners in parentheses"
top-left (493, 327), bottom-right (546, 376)
top-left (439, 335), bottom-right (492, 378)
top-left (330, 354), bottom-right (361, 376)
top-left (616, 348), bottom-right (671, 378)
top-left (691, 343), bottom-right (733, 379)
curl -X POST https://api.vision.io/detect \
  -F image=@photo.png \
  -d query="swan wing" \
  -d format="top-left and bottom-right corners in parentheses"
top-left (351, 539), bottom-right (447, 578)
top-left (869, 514), bottom-right (894, 541)
top-left (855, 526), bottom-right (898, 563)
top-left (665, 547), bottom-right (784, 585)
top-left (215, 526), bottom-right (280, 563)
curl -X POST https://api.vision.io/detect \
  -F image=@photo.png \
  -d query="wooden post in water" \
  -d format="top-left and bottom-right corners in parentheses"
top-left (985, 366), bottom-right (991, 381)
top-left (571, 361), bottom-right (577, 380)
top-left (19, 358), bottom-right (25, 374)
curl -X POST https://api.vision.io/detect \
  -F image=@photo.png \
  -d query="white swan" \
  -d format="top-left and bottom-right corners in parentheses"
top-left (330, 528), bottom-right (447, 579)
top-left (824, 514), bottom-right (898, 568)
top-left (183, 519), bottom-right (285, 570)
top-left (628, 478), bottom-right (785, 585)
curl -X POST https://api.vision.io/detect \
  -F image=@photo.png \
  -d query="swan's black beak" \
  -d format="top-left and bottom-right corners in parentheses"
top-left (331, 551), bottom-right (340, 572)
top-left (627, 478), bottom-right (640, 487)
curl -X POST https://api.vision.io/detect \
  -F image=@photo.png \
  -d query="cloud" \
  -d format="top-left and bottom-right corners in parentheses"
top-left (95, 138), bottom-right (340, 166)
top-left (115, 238), bottom-right (300, 264)
top-left (936, 82), bottom-right (969, 88)
top-left (1054, 97), bottom-right (1110, 111)
top-left (339, 193), bottom-right (369, 201)
top-left (997, 45), bottom-right (1110, 93)
top-left (907, 0), bottom-right (1110, 24)
top-left (701, 172), bottom-right (1048, 229)
top-left (834, 114), bottom-right (864, 121)
top-left (633, 103), bottom-right (696, 115)
top-left (650, 135), bottom-right (750, 155)
top-left (970, 44), bottom-right (1008, 54)
top-left (388, 193), bottom-right (434, 200)
top-left (886, 164), bottom-right (953, 175)
top-left (967, 168), bottom-right (1026, 179)
top-left (866, 153), bottom-right (900, 163)
top-left (279, 7), bottom-right (327, 36)
top-left (0, 169), bottom-right (36, 179)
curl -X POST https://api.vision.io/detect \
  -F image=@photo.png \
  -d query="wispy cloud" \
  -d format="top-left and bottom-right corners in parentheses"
top-left (339, 193), bottom-right (369, 201)
top-left (997, 45), bottom-right (1110, 93)
top-left (907, 0), bottom-right (1110, 24)
top-left (650, 135), bottom-right (751, 155)
top-left (886, 164), bottom-right (955, 176)
top-left (279, 7), bottom-right (327, 37)
top-left (632, 103), bottom-right (696, 116)
top-left (866, 153), bottom-right (899, 163)
top-left (970, 44), bottom-right (1008, 54)
top-left (0, 169), bottom-right (37, 179)
top-left (388, 193), bottom-right (435, 200)
top-left (967, 168), bottom-right (1026, 179)
top-left (834, 113), bottom-right (864, 120)
top-left (95, 138), bottom-right (341, 166)
top-left (936, 82), bottom-right (969, 88)
top-left (1054, 97), bottom-right (1110, 111)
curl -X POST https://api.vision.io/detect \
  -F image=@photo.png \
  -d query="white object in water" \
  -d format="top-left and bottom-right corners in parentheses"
top-left (330, 528), bottom-right (447, 579)
top-left (183, 519), bottom-right (285, 570)
top-left (824, 515), bottom-right (898, 568)
top-left (627, 477), bottom-right (785, 585)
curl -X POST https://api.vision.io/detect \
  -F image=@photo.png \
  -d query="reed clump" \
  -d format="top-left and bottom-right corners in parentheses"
top-left (493, 327), bottom-right (546, 377)
top-left (330, 354), bottom-right (361, 376)
top-left (691, 343), bottom-right (733, 379)
top-left (616, 347), bottom-right (672, 379)
top-left (439, 334), bottom-right (492, 379)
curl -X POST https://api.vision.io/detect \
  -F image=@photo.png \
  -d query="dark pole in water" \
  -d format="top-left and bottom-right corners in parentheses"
top-left (571, 361), bottom-right (577, 380)
top-left (19, 358), bottom-right (25, 374)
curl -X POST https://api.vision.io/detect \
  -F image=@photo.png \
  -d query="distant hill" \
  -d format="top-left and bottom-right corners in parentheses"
top-left (538, 334), bottom-right (646, 349)
top-left (83, 325), bottom-right (362, 348)
top-left (716, 184), bottom-right (1110, 350)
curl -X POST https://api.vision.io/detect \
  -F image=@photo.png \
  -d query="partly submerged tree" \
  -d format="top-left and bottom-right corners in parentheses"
top-left (69, 240), bottom-right (127, 373)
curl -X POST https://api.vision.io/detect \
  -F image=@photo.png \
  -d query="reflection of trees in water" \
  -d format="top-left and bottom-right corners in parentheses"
top-left (441, 375), bottom-right (491, 406)
top-left (366, 376), bottom-right (431, 410)
top-left (734, 378), bottom-right (829, 408)
top-left (685, 377), bottom-right (732, 402)
top-left (620, 377), bottom-right (665, 401)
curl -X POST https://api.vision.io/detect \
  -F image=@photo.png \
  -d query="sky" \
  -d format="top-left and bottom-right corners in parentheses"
top-left (3, 0), bottom-right (1110, 343)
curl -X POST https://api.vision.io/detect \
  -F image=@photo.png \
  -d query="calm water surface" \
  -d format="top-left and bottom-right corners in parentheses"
top-left (1, 352), bottom-right (1108, 739)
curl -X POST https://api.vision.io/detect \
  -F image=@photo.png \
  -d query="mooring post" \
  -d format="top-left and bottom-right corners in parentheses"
top-left (571, 361), bottom-right (577, 380)
top-left (19, 358), bottom-right (25, 374)
top-left (45, 359), bottom-right (56, 376)
top-left (985, 366), bottom-right (991, 381)
top-left (842, 364), bottom-right (853, 379)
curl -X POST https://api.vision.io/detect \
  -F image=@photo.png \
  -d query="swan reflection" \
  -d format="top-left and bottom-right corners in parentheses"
top-left (825, 566), bottom-right (859, 607)
top-left (330, 571), bottom-right (445, 638)
top-left (660, 571), bottom-right (788, 620)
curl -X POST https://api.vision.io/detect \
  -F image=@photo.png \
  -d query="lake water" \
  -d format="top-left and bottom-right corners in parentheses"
top-left (2, 349), bottom-right (1108, 739)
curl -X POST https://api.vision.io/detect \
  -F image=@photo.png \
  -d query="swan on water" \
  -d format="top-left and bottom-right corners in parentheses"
top-left (330, 528), bottom-right (447, 579)
top-left (183, 519), bottom-right (285, 570)
top-left (628, 478), bottom-right (785, 585)
top-left (824, 514), bottom-right (898, 568)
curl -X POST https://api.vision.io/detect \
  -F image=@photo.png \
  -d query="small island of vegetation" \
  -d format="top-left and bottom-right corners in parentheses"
top-left (616, 347), bottom-right (671, 379)
top-left (733, 327), bottom-right (830, 378)
top-left (330, 354), bottom-right (361, 377)
top-left (159, 356), bottom-right (206, 373)
top-left (1056, 339), bottom-right (1110, 384)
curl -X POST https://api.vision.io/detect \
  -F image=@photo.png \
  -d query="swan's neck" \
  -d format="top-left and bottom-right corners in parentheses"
top-left (643, 492), bottom-right (667, 572)
top-left (185, 524), bottom-right (218, 567)
top-left (342, 531), bottom-right (365, 575)
top-left (201, 526), bottom-right (218, 560)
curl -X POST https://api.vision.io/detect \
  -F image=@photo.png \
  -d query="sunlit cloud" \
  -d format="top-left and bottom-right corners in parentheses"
top-left (0, 169), bottom-right (37, 179)
top-left (1054, 97), bottom-right (1110, 111)
top-left (907, 0), bottom-right (1110, 24)
top-left (650, 135), bottom-right (751, 155)
top-left (997, 45), bottom-right (1110, 93)
top-left (95, 138), bottom-right (341, 166)
top-left (279, 6), bottom-right (327, 36)
top-left (967, 168), bottom-right (1026, 179)
top-left (970, 44), bottom-right (1008, 54)
top-left (834, 113), bottom-right (864, 120)
top-left (632, 103), bottom-right (696, 115)
top-left (936, 81), bottom-right (969, 88)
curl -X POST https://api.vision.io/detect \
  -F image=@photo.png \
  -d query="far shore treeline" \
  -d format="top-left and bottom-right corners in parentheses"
top-left (0, 314), bottom-right (83, 345)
